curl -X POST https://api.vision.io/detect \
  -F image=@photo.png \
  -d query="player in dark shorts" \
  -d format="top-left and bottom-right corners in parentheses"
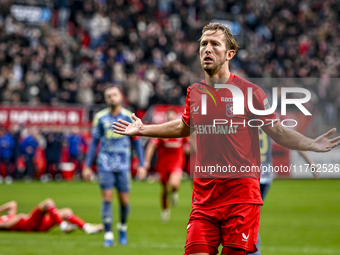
top-left (83, 85), bottom-right (146, 247)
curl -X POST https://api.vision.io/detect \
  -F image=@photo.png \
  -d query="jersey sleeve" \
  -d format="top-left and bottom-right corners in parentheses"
top-left (92, 114), bottom-right (103, 140)
top-left (85, 113), bottom-right (102, 167)
top-left (251, 87), bottom-right (278, 127)
top-left (182, 86), bottom-right (194, 128)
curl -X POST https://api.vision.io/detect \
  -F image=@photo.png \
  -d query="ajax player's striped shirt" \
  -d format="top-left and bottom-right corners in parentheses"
top-left (85, 108), bottom-right (136, 172)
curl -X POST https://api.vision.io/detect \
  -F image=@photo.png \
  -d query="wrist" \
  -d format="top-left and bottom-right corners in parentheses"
top-left (137, 124), bottom-right (144, 135)
top-left (307, 140), bottom-right (315, 151)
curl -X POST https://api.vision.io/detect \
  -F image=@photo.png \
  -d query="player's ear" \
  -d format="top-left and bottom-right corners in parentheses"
top-left (226, 50), bottom-right (236, 61)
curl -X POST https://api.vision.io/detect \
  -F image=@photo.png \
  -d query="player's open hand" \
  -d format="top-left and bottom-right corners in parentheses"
top-left (112, 113), bottom-right (143, 137)
top-left (311, 128), bottom-right (340, 152)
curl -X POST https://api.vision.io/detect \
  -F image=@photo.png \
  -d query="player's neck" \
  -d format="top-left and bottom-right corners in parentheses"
top-left (205, 68), bottom-right (231, 88)
top-left (110, 105), bottom-right (122, 116)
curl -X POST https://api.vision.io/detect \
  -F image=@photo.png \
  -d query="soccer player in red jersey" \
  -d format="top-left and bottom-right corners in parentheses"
top-left (0, 199), bottom-right (103, 234)
top-left (144, 109), bottom-right (189, 221)
top-left (112, 23), bottom-right (340, 255)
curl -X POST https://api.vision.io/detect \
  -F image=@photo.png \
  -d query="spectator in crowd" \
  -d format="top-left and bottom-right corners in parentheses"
top-left (9, 123), bottom-right (25, 179)
top-left (0, 0), bottom-right (338, 122)
top-left (42, 128), bottom-right (64, 182)
top-left (19, 127), bottom-right (39, 180)
top-left (0, 125), bottom-right (15, 184)
top-left (66, 126), bottom-right (87, 178)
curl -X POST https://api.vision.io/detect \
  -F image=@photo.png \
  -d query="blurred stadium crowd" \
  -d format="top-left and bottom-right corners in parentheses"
top-left (0, 124), bottom-right (89, 183)
top-left (0, 0), bottom-right (340, 112)
top-left (0, 0), bottom-right (340, 181)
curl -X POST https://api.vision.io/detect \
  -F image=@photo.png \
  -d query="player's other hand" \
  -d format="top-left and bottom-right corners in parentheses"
top-left (311, 128), bottom-right (340, 152)
top-left (310, 163), bottom-right (320, 179)
top-left (136, 166), bottom-right (147, 181)
top-left (82, 166), bottom-right (93, 182)
top-left (144, 161), bottom-right (150, 170)
top-left (112, 113), bottom-right (143, 137)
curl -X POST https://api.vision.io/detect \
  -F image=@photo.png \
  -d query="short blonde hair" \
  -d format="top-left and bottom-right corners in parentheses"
top-left (199, 23), bottom-right (238, 52)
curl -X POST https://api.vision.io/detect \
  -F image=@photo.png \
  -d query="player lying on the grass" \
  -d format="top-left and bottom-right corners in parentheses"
top-left (0, 199), bottom-right (103, 234)
top-left (144, 109), bottom-right (190, 222)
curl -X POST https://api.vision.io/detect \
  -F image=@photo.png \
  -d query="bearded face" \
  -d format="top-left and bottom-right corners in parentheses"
top-left (199, 30), bottom-right (228, 76)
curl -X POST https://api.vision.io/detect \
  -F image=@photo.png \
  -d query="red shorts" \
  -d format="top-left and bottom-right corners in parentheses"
top-left (184, 204), bottom-right (261, 255)
top-left (159, 167), bottom-right (182, 185)
top-left (10, 207), bottom-right (55, 232)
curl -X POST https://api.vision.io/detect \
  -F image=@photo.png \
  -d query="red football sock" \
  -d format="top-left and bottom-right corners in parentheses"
top-left (67, 215), bottom-right (85, 228)
top-left (162, 192), bottom-right (168, 210)
top-left (47, 206), bottom-right (63, 225)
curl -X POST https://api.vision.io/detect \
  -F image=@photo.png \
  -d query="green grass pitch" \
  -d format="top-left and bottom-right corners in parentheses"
top-left (0, 179), bottom-right (340, 255)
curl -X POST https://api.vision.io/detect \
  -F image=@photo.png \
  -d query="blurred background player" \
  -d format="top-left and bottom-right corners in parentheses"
top-left (250, 128), bottom-right (320, 255)
top-left (144, 109), bottom-right (189, 222)
top-left (0, 199), bottom-right (103, 234)
top-left (83, 85), bottom-right (146, 247)
top-left (0, 125), bottom-right (15, 184)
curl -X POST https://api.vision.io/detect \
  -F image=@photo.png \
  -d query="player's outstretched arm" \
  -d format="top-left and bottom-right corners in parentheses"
top-left (262, 121), bottom-right (340, 152)
top-left (0, 201), bottom-right (17, 215)
top-left (112, 113), bottom-right (191, 138)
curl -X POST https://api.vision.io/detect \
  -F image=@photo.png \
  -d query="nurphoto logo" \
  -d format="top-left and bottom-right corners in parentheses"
top-left (196, 84), bottom-right (312, 128)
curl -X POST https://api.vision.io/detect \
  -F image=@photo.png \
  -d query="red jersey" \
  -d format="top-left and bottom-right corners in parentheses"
top-left (150, 137), bottom-right (187, 172)
top-left (0, 215), bottom-right (16, 227)
top-left (182, 73), bottom-right (278, 209)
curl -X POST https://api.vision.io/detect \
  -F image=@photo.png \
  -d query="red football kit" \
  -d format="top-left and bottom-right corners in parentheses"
top-left (182, 73), bottom-right (278, 254)
top-left (150, 137), bottom-right (187, 184)
top-left (3, 208), bottom-right (56, 232)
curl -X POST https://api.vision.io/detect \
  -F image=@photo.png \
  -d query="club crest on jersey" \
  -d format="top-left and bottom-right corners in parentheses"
top-left (226, 103), bottom-right (235, 118)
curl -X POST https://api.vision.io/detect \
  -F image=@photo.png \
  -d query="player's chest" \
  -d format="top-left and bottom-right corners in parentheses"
top-left (190, 89), bottom-right (249, 126)
top-left (101, 116), bottom-right (126, 139)
top-left (101, 116), bottom-right (121, 131)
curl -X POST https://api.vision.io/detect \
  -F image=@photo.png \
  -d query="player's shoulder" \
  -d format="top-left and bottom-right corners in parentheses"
top-left (189, 79), bottom-right (207, 89)
top-left (94, 108), bottom-right (110, 119)
top-left (93, 108), bottom-right (110, 124)
top-left (120, 107), bottom-right (133, 118)
top-left (230, 73), bottom-right (261, 91)
top-left (185, 80), bottom-right (209, 98)
top-left (120, 108), bottom-right (134, 122)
